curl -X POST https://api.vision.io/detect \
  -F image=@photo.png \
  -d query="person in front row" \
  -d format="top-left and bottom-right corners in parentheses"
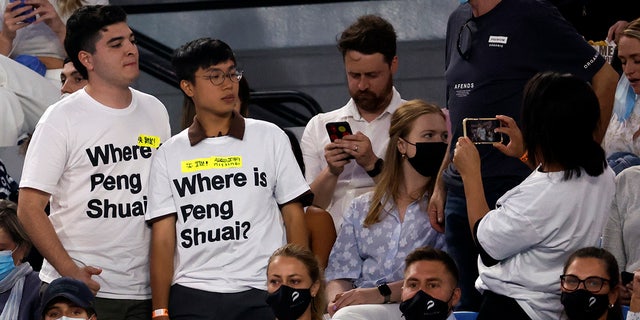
top-left (146, 37), bottom-right (311, 320)
top-left (453, 72), bottom-right (615, 319)
top-left (560, 247), bottom-right (622, 320)
top-left (0, 200), bottom-right (39, 320)
top-left (400, 246), bottom-right (461, 320)
top-left (325, 99), bottom-right (447, 320)
top-left (60, 58), bottom-right (87, 97)
top-left (266, 244), bottom-right (326, 320)
top-left (40, 277), bottom-right (97, 320)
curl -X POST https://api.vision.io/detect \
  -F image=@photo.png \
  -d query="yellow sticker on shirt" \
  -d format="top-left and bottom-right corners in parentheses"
top-left (181, 156), bottom-right (242, 172)
top-left (138, 135), bottom-right (161, 149)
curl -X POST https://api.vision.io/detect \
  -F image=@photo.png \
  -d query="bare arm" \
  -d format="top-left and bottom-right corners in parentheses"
top-left (427, 145), bottom-right (451, 233)
top-left (18, 187), bottom-right (102, 293)
top-left (0, 1), bottom-right (31, 56)
top-left (328, 280), bottom-right (403, 315)
top-left (630, 271), bottom-right (640, 312)
top-left (30, 0), bottom-right (66, 44)
top-left (326, 279), bottom-right (353, 315)
top-left (591, 63), bottom-right (619, 143)
top-left (281, 202), bottom-right (309, 248)
top-left (452, 137), bottom-right (491, 237)
top-left (305, 206), bottom-right (336, 269)
top-left (149, 214), bottom-right (177, 320)
top-left (312, 133), bottom-right (380, 208)
top-left (309, 167), bottom-right (341, 209)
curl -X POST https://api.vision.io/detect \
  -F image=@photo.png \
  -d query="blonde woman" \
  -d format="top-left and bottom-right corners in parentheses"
top-left (325, 99), bottom-right (447, 320)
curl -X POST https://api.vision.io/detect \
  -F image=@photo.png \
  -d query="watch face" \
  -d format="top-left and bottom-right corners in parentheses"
top-left (378, 284), bottom-right (392, 296)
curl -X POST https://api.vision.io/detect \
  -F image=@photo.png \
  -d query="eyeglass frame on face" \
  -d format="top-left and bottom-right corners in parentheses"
top-left (560, 274), bottom-right (610, 293)
top-left (457, 18), bottom-right (476, 60)
top-left (197, 69), bottom-right (244, 86)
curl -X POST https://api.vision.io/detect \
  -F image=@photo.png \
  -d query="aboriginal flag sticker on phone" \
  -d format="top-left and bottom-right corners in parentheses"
top-left (326, 121), bottom-right (353, 142)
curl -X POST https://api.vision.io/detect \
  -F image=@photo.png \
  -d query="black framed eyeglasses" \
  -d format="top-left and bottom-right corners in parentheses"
top-left (560, 275), bottom-right (610, 293)
top-left (198, 70), bottom-right (244, 86)
top-left (457, 19), bottom-right (476, 60)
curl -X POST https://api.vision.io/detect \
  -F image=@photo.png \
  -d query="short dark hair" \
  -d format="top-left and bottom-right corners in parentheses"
top-left (64, 5), bottom-right (128, 79)
top-left (337, 14), bottom-right (397, 64)
top-left (521, 72), bottom-right (606, 180)
top-left (172, 38), bottom-right (237, 83)
top-left (404, 246), bottom-right (459, 286)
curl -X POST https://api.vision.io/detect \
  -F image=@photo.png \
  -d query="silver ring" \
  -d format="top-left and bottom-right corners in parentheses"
top-left (354, 145), bottom-right (358, 152)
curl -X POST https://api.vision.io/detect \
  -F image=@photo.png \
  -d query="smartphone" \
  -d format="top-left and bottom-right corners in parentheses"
top-left (10, 0), bottom-right (36, 24)
top-left (326, 121), bottom-right (353, 142)
top-left (326, 121), bottom-right (354, 159)
top-left (463, 118), bottom-right (503, 144)
top-left (622, 271), bottom-right (634, 286)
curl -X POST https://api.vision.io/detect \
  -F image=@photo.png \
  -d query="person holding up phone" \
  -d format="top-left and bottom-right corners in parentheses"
top-left (300, 14), bottom-right (406, 232)
top-left (0, 0), bottom-right (107, 147)
top-left (452, 72), bottom-right (614, 319)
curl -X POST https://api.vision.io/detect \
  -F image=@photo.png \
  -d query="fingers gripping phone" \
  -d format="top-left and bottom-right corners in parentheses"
top-left (326, 121), bottom-right (354, 159)
top-left (10, 0), bottom-right (36, 24)
top-left (463, 118), bottom-right (503, 144)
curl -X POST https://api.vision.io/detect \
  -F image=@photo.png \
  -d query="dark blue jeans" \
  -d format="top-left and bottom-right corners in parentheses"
top-left (607, 151), bottom-right (640, 175)
top-left (445, 177), bottom-right (523, 311)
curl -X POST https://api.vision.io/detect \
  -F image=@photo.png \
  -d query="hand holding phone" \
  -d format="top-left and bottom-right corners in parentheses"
top-left (326, 121), bottom-right (353, 142)
top-left (9, 0), bottom-right (36, 24)
top-left (463, 118), bottom-right (503, 144)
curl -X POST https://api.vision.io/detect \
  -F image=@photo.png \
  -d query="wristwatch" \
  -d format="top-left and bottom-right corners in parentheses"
top-left (366, 158), bottom-right (384, 178)
top-left (376, 280), bottom-right (391, 303)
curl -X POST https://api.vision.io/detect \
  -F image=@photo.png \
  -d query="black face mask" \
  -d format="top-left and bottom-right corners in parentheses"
top-left (561, 290), bottom-right (610, 320)
top-left (405, 142), bottom-right (448, 178)
top-left (399, 290), bottom-right (451, 320)
top-left (266, 285), bottom-right (312, 320)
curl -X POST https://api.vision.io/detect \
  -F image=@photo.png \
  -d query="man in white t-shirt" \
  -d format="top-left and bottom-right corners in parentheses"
top-left (146, 38), bottom-right (310, 320)
top-left (17, 6), bottom-right (171, 320)
top-left (300, 14), bottom-right (406, 231)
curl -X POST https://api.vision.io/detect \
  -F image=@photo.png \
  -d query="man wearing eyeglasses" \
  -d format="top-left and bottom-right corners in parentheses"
top-left (427, 0), bottom-right (619, 313)
top-left (145, 37), bottom-right (310, 320)
top-left (18, 5), bottom-right (171, 319)
top-left (301, 14), bottom-right (406, 233)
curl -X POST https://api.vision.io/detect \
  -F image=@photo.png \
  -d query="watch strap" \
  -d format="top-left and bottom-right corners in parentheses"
top-left (367, 158), bottom-right (384, 178)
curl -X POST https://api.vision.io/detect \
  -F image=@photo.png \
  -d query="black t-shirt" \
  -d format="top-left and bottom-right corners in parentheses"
top-left (443, 0), bottom-right (606, 188)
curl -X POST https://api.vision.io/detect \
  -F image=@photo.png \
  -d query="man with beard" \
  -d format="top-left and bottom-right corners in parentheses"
top-left (300, 14), bottom-right (405, 232)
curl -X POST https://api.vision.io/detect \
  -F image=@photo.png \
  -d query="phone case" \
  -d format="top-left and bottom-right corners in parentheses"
top-left (325, 121), bottom-right (353, 142)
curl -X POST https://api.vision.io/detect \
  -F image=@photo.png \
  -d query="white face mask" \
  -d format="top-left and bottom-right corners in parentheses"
top-left (56, 317), bottom-right (87, 320)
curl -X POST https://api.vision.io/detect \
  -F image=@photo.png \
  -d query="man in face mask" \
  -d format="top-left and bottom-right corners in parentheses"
top-left (400, 247), bottom-right (461, 320)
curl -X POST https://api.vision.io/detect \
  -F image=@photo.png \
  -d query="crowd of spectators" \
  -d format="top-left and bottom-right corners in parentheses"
top-left (0, 1), bottom-right (639, 320)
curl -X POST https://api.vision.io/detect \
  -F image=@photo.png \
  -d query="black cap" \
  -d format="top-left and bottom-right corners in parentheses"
top-left (40, 277), bottom-right (94, 316)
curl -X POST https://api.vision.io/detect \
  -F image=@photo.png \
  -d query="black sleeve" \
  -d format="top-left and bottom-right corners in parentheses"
top-left (473, 218), bottom-right (500, 267)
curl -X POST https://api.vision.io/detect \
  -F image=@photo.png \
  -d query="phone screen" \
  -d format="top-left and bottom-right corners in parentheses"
top-left (463, 118), bottom-right (502, 144)
top-left (326, 121), bottom-right (353, 142)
